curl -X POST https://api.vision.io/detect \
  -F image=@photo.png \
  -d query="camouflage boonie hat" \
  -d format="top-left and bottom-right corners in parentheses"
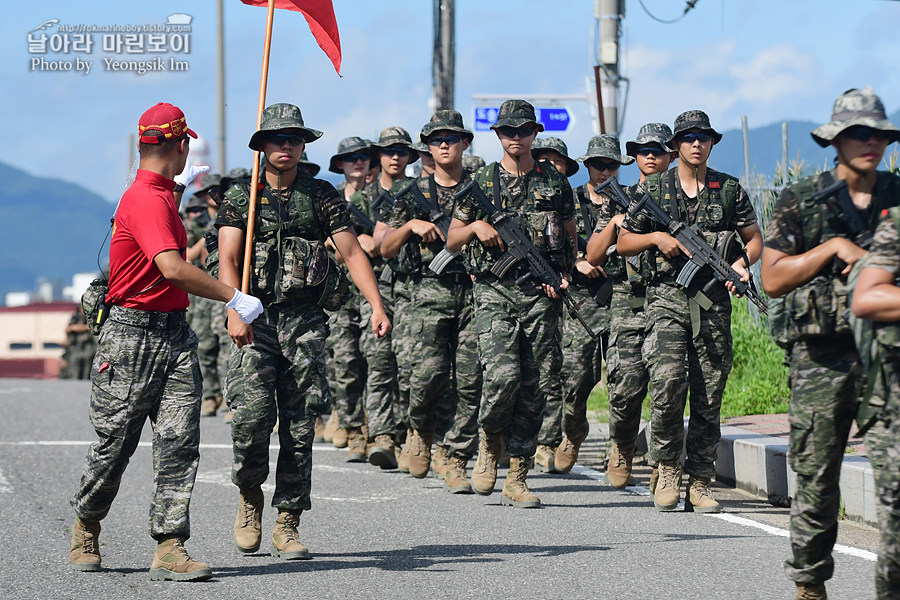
top-left (667, 110), bottom-right (722, 148)
top-left (248, 103), bottom-right (323, 150)
top-left (411, 140), bottom-right (431, 156)
top-left (531, 137), bottom-right (579, 176)
top-left (195, 172), bottom-right (221, 193)
top-left (577, 135), bottom-right (634, 165)
top-left (298, 151), bottom-right (321, 177)
top-left (626, 123), bottom-right (675, 157)
top-left (220, 167), bottom-right (251, 191)
top-left (329, 136), bottom-right (374, 174)
top-left (373, 126), bottom-right (418, 163)
top-left (489, 99), bottom-right (545, 133)
top-left (811, 87), bottom-right (900, 148)
top-left (184, 193), bottom-right (208, 212)
top-left (462, 154), bottom-right (485, 174)
top-left (420, 110), bottom-right (474, 142)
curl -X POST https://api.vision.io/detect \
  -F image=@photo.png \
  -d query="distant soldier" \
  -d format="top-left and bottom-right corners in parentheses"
top-left (381, 110), bottom-right (483, 490)
top-left (618, 110), bottom-right (762, 513)
top-left (584, 123), bottom-right (675, 487)
top-left (61, 306), bottom-right (95, 380)
top-left (448, 100), bottom-right (577, 508)
top-left (413, 140), bottom-right (436, 177)
top-left (764, 88), bottom-right (900, 600)
top-left (462, 154), bottom-right (486, 177)
top-left (217, 103), bottom-right (389, 560)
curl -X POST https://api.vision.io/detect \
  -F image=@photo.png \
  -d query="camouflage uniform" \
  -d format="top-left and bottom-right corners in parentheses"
top-left (218, 104), bottom-right (349, 513)
top-left (62, 310), bottom-right (97, 380)
top-left (455, 159), bottom-right (575, 458)
top-left (856, 212), bottom-right (900, 598)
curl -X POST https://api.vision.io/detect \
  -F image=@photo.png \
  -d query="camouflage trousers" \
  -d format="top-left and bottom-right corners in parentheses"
top-left (552, 285), bottom-right (609, 445)
top-left (325, 289), bottom-right (366, 429)
top-left (473, 278), bottom-right (561, 458)
top-left (360, 279), bottom-right (401, 442)
top-left (867, 360), bottom-right (900, 598)
top-left (71, 309), bottom-right (201, 541)
top-left (407, 274), bottom-right (482, 459)
top-left (606, 288), bottom-right (650, 447)
top-left (226, 303), bottom-right (329, 512)
top-left (392, 275), bottom-right (414, 438)
top-left (645, 283), bottom-right (732, 478)
top-left (784, 337), bottom-right (864, 584)
top-left (192, 296), bottom-right (231, 400)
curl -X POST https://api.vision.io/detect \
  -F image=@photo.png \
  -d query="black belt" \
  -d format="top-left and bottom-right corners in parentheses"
top-left (109, 305), bottom-right (187, 331)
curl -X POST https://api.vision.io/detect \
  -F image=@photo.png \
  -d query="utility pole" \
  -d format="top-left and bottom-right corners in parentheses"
top-left (431, 0), bottom-right (455, 111)
top-left (216, 0), bottom-right (226, 174)
top-left (594, 0), bottom-right (624, 137)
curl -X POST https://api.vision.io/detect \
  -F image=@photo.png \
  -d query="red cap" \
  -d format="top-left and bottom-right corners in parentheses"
top-left (138, 102), bottom-right (198, 144)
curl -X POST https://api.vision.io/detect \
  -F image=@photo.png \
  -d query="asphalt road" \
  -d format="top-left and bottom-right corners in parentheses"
top-left (0, 378), bottom-right (880, 599)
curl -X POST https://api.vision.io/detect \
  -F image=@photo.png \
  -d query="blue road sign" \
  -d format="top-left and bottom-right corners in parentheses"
top-left (473, 106), bottom-right (572, 133)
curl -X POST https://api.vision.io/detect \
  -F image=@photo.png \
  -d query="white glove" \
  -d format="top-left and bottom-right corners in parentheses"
top-left (174, 159), bottom-right (209, 188)
top-left (226, 289), bottom-right (264, 324)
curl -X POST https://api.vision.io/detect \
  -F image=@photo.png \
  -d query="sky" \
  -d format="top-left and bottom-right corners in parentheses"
top-left (1, 0), bottom-right (898, 203)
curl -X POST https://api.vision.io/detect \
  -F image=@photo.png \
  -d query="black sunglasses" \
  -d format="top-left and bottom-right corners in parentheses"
top-left (427, 134), bottom-right (463, 147)
top-left (380, 146), bottom-right (411, 157)
top-left (635, 146), bottom-right (668, 157)
top-left (586, 158), bottom-right (619, 171)
top-left (841, 126), bottom-right (890, 143)
top-left (266, 133), bottom-right (304, 146)
top-left (497, 125), bottom-right (536, 139)
top-left (341, 153), bottom-right (370, 163)
top-left (677, 132), bottom-right (713, 144)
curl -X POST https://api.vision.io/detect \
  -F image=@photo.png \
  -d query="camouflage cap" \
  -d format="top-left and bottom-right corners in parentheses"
top-left (195, 172), bottom-right (221, 193)
top-left (219, 167), bottom-right (251, 191)
top-left (531, 136), bottom-right (579, 176)
top-left (328, 136), bottom-right (375, 174)
top-left (489, 99), bottom-right (545, 132)
top-left (462, 154), bottom-right (485, 174)
top-left (248, 103), bottom-right (323, 151)
top-left (184, 193), bottom-right (208, 212)
top-left (576, 135), bottom-right (634, 165)
top-left (298, 151), bottom-right (321, 177)
top-left (373, 126), bottom-right (418, 163)
top-left (667, 110), bottom-right (722, 148)
top-left (625, 122), bottom-right (676, 157)
top-left (811, 87), bottom-right (900, 148)
top-left (420, 110), bottom-right (474, 142)
top-left (411, 140), bottom-right (431, 155)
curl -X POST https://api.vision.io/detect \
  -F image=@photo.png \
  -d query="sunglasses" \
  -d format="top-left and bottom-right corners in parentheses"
top-left (380, 146), bottom-right (411, 157)
top-left (841, 126), bottom-right (890, 143)
top-left (635, 146), bottom-right (667, 157)
top-left (266, 133), bottom-right (304, 146)
top-left (586, 158), bottom-right (619, 171)
top-left (497, 125), bottom-right (536, 139)
top-left (342, 153), bottom-right (370, 163)
top-left (427, 134), bottom-right (463, 147)
top-left (677, 132), bottom-right (713, 145)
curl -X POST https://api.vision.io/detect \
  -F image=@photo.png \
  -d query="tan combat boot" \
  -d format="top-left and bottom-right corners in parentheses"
top-left (653, 460), bottom-right (682, 511)
top-left (687, 475), bottom-right (721, 514)
top-left (234, 485), bottom-right (264, 553)
top-left (313, 416), bottom-right (325, 443)
top-left (272, 511), bottom-right (310, 560)
top-left (397, 429), bottom-right (412, 473)
top-left (443, 456), bottom-right (473, 494)
top-left (200, 396), bottom-right (218, 417)
top-left (322, 409), bottom-right (338, 443)
top-left (649, 466), bottom-right (659, 495)
top-left (431, 444), bottom-right (451, 479)
top-left (344, 426), bottom-right (367, 463)
top-left (368, 434), bottom-right (398, 470)
top-left (501, 456), bottom-right (541, 508)
top-left (606, 442), bottom-right (635, 489)
top-left (796, 582), bottom-right (827, 600)
top-left (471, 430), bottom-right (501, 496)
top-left (408, 430), bottom-right (434, 479)
top-left (69, 516), bottom-right (101, 572)
top-left (332, 426), bottom-right (349, 449)
top-left (533, 444), bottom-right (557, 473)
top-left (149, 537), bottom-right (212, 581)
top-left (554, 433), bottom-right (585, 474)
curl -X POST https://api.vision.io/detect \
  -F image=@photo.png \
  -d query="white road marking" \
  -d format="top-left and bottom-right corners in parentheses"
top-left (0, 387), bottom-right (32, 395)
top-left (0, 466), bottom-right (12, 493)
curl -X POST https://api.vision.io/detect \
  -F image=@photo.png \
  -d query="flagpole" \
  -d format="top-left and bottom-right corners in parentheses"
top-left (241, 0), bottom-right (277, 293)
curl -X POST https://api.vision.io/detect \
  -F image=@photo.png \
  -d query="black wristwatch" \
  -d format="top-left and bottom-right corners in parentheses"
top-left (174, 183), bottom-right (186, 193)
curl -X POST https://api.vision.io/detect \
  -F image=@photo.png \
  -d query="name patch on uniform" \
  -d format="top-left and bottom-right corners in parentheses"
top-left (709, 181), bottom-right (721, 189)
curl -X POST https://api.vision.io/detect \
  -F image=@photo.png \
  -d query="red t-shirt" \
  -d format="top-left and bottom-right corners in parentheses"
top-left (106, 169), bottom-right (189, 312)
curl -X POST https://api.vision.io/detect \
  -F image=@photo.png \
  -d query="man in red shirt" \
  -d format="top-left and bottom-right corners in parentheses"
top-left (69, 102), bottom-right (263, 581)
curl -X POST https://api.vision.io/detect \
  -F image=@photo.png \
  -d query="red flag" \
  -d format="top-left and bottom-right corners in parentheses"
top-left (241, 0), bottom-right (342, 75)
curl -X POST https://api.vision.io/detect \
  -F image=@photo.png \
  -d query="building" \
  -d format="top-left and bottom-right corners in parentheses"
top-left (0, 302), bottom-right (78, 378)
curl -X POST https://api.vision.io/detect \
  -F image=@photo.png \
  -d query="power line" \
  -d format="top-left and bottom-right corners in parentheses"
top-left (636, 0), bottom-right (699, 24)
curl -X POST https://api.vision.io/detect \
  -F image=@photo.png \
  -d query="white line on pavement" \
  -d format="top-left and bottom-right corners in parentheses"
top-left (0, 466), bottom-right (12, 494)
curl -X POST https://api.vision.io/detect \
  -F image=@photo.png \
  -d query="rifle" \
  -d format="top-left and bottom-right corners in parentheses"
top-left (812, 179), bottom-right (873, 249)
top-left (628, 192), bottom-right (769, 314)
top-left (398, 178), bottom-right (462, 275)
top-left (456, 180), bottom-right (598, 340)
top-left (593, 179), bottom-right (643, 272)
top-left (346, 199), bottom-right (394, 283)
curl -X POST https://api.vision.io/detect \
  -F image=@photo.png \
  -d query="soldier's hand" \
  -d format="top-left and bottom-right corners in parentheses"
top-left (357, 234), bottom-right (378, 258)
top-left (654, 232), bottom-right (691, 259)
top-left (227, 310), bottom-right (254, 347)
top-left (371, 309), bottom-right (391, 339)
top-left (832, 237), bottom-right (867, 276)
top-left (472, 221), bottom-right (504, 250)
top-left (726, 261), bottom-right (750, 295)
top-left (575, 257), bottom-right (601, 278)
top-left (409, 220), bottom-right (445, 243)
top-left (542, 275), bottom-right (568, 299)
